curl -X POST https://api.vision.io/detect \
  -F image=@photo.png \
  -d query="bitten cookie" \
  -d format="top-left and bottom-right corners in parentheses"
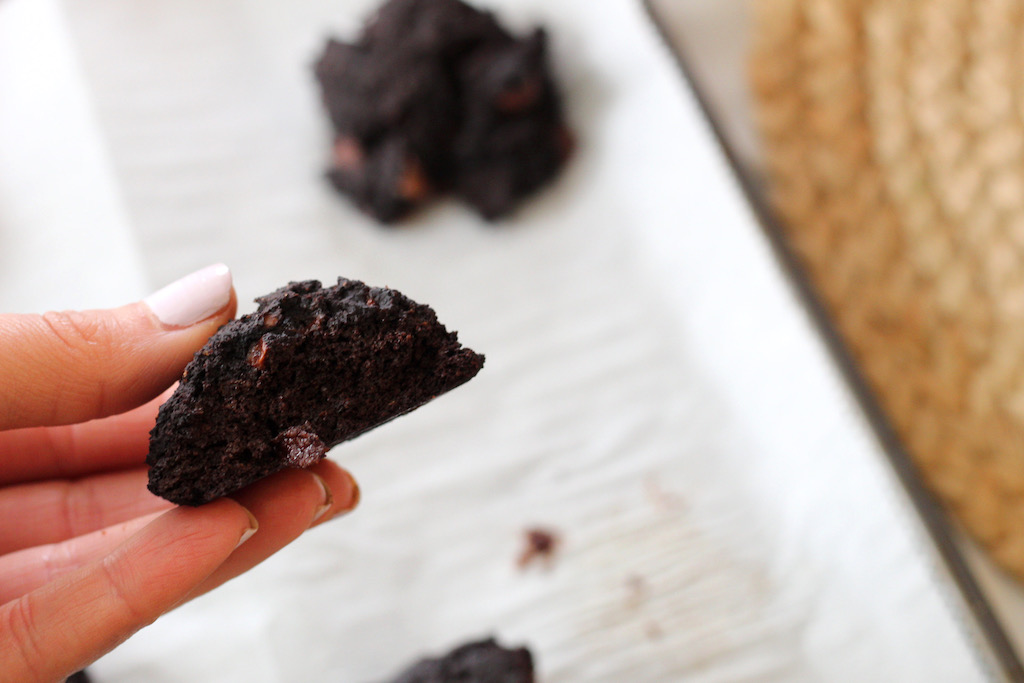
top-left (147, 278), bottom-right (484, 506)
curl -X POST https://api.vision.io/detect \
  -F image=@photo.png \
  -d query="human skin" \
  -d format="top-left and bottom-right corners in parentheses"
top-left (0, 264), bottom-right (359, 682)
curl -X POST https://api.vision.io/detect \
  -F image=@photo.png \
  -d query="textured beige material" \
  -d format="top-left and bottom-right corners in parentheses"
top-left (752, 0), bottom-right (1024, 578)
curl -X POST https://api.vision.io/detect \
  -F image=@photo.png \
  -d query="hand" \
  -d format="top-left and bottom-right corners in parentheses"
top-left (0, 265), bottom-right (360, 682)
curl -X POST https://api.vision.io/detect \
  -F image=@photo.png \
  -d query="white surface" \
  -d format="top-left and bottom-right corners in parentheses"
top-left (0, 0), bottom-right (992, 680)
top-left (0, 0), bottom-right (146, 311)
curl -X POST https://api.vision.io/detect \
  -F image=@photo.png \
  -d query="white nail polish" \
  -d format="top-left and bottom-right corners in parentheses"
top-left (312, 502), bottom-right (333, 523)
top-left (145, 263), bottom-right (232, 328)
top-left (236, 525), bottom-right (258, 550)
top-left (235, 508), bottom-right (259, 550)
top-left (310, 472), bottom-right (334, 523)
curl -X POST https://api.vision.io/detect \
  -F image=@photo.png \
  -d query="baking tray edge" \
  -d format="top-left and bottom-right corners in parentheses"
top-left (639, 1), bottom-right (1024, 680)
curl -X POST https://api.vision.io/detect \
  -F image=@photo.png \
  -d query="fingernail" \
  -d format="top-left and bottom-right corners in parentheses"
top-left (314, 471), bottom-right (360, 524)
top-left (347, 476), bottom-right (361, 511)
top-left (145, 263), bottom-right (232, 328)
top-left (333, 472), bottom-right (360, 519)
top-left (235, 506), bottom-right (259, 549)
top-left (310, 472), bottom-right (334, 523)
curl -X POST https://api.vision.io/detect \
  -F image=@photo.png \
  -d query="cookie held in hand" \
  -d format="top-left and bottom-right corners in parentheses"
top-left (147, 278), bottom-right (484, 506)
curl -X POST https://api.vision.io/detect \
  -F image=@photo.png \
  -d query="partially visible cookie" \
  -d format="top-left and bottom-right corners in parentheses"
top-left (389, 638), bottom-right (535, 683)
top-left (147, 278), bottom-right (484, 506)
top-left (451, 27), bottom-right (572, 220)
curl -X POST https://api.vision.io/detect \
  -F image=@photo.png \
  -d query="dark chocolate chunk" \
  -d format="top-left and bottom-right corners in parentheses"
top-left (147, 278), bottom-right (484, 506)
top-left (389, 638), bottom-right (535, 683)
top-left (314, 0), bottom-right (571, 223)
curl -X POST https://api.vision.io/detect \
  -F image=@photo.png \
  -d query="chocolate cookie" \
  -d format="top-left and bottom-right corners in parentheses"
top-left (314, 0), bottom-right (571, 223)
top-left (147, 278), bottom-right (484, 506)
top-left (389, 638), bottom-right (535, 683)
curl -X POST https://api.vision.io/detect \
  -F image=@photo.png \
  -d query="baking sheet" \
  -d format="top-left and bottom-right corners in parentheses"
top-left (35, 0), bottom-right (992, 679)
top-left (646, 1), bottom-right (1024, 677)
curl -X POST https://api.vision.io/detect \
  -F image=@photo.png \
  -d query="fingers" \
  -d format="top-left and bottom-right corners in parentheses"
top-left (0, 462), bottom-right (359, 681)
top-left (0, 463), bottom-right (360, 607)
top-left (187, 459), bottom-right (359, 600)
top-left (0, 498), bottom-right (257, 682)
top-left (0, 511), bottom-right (163, 605)
top-left (0, 468), bottom-right (171, 556)
top-left (0, 264), bottom-right (235, 431)
top-left (0, 390), bottom-right (169, 487)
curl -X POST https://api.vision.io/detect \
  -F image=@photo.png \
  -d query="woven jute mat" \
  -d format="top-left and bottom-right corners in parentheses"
top-left (751, 0), bottom-right (1024, 578)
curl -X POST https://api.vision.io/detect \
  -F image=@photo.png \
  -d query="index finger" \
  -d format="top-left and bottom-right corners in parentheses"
top-left (0, 391), bottom-right (166, 487)
top-left (0, 264), bottom-right (235, 431)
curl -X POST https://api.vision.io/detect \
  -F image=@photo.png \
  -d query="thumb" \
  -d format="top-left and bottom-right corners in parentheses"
top-left (0, 264), bottom-right (236, 430)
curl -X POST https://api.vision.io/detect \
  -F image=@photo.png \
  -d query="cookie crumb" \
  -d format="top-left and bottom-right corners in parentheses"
top-left (624, 574), bottom-right (649, 609)
top-left (517, 527), bottom-right (560, 569)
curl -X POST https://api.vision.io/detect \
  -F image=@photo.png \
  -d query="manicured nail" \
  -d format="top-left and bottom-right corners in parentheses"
top-left (332, 472), bottom-right (360, 518)
top-left (235, 506), bottom-right (259, 549)
top-left (313, 471), bottom-right (360, 524)
top-left (145, 263), bottom-right (232, 328)
top-left (311, 472), bottom-right (334, 523)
